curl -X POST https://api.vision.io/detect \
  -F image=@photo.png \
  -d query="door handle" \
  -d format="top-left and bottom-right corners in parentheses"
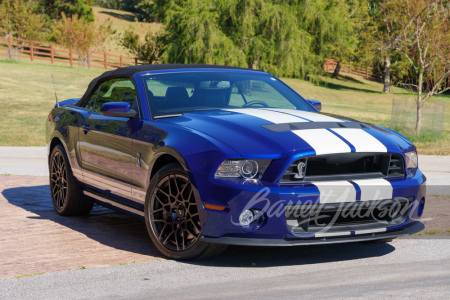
top-left (82, 124), bottom-right (90, 134)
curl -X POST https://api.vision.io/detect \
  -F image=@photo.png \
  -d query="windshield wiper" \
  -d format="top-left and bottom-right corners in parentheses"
top-left (154, 114), bottom-right (184, 119)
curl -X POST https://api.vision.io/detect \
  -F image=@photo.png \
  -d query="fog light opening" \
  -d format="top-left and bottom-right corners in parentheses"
top-left (418, 197), bottom-right (425, 217)
top-left (239, 209), bottom-right (265, 230)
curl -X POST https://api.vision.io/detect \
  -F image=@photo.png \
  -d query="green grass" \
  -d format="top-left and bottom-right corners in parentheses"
top-left (416, 229), bottom-right (450, 235)
top-left (0, 60), bottom-right (449, 154)
top-left (14, 272), bottom-right (45, 279)
top-left (93, 7), bottom-right (163, 55)
top-left (0, 60), bottom-right (103, 146)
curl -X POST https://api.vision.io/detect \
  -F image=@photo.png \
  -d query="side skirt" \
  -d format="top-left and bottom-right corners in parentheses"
top-left (81, 189), bottom-right (145, 220)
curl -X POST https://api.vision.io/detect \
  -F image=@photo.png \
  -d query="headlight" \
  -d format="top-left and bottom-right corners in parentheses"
top-left (215, 159), bottom-right (271, 180)
top-left (405, 151), bottom-right (418, 178)
top-left (405, 151), bottom-right (418, 169)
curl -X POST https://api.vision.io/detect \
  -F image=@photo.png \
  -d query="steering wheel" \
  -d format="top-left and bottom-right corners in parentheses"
top-left (242, 100), bottom-right (269, 108)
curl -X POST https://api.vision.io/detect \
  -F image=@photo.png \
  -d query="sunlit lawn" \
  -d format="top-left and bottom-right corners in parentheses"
top-left (0, 60), bottom-right (103, 146)
top-left (93, 7), bottom-right (163, 55)
top-left (0, 59), bottom-right (448, 155)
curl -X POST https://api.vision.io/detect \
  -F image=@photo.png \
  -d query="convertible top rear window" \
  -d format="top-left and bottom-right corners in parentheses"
top-left (142, 72), bottom-right (315, 118)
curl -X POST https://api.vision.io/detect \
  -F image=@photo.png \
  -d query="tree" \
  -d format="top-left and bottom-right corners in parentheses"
top-left (37, 0), bottom-right (95, 22)
top-left (216, 0), bottom-right (313, 77)
top-left (391, 0), bottom-right (450, 133)
top-left (52, 13), bottom-right (113, 67)
top-left (0, 0), bottom-right (45, 59)
top-left (360, 0), bottom-right (404, 93)
top-left (120, 27), bottom-right (163, 64)
top-left (162, 0), bottom-right (247, 67)
top-left (0, 0), bottom-right (44, 40)
top-left (122, 0), bottom-right (376, 79)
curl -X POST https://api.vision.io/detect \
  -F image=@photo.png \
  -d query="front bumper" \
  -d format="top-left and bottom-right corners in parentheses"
top-left (194, 169), bottom-right (426, 245)
top-left (201, 221), bottom-right (424, 246)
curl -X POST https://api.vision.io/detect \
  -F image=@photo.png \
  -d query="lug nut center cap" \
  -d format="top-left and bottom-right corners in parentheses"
top-left (175, 205), bottom-right (186, 218)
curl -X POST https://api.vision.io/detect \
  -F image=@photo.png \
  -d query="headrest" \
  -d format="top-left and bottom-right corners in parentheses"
top-left (165, 87), bottom-right (189, 108)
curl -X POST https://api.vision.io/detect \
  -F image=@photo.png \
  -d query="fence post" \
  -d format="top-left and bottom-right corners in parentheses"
top-left (135, 57), bottom-right (138, 65)
top-left (104, 52), bottom-right (107, 69)
top-left (366, 67), bottom-right (369, 78)
top-left (69, 48), bottom-right (73, 67)
top-left (7, 36), bottom-right (12, 59)
top-left (120, 55), bottom-right (123, 67)
top-left (30, 41), bottom-right (34, 61)
top-left (50, 43), bottom-right (54, 64)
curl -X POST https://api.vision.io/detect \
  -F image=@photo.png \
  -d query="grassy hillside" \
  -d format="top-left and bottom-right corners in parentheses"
top-left (0, 60), bottom-right (448, 154)
top-left (0, 61), bottom-right (103, 146)
top-left (93, 7), bottom-right (163, 55)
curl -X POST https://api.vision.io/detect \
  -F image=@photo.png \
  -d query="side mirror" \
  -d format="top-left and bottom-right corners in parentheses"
top-left (100, 102), bottom-right (137, 118)
top-left (307, 99), bottom-right (322, 112)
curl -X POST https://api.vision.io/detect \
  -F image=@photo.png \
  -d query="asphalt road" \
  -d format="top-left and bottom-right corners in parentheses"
top-left (0, 238), bottom-right (449, 299)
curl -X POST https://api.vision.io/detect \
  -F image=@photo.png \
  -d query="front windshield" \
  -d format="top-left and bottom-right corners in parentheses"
top-left (142, 71), bottom-right (315, 118)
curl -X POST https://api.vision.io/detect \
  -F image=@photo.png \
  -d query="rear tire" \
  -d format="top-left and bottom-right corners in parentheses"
top-left (49, 144), bottom-right (93, 216)
top-left (145, 163), bottom-right (227, 260)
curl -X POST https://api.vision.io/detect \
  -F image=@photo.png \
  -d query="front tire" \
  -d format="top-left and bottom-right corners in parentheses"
top-left (49, 144), bottom-right (93, 216)
top-left (145, 163), bottom-right (226, 260)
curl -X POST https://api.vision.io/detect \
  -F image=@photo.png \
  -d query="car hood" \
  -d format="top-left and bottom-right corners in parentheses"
top-left (160, 108), bottom-right (414, 158)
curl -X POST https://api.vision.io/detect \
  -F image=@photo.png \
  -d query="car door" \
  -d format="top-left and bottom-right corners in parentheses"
top-left (78, 77), bottom-right (140, 204)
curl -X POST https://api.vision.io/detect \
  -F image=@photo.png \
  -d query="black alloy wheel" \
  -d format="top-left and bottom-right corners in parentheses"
top-left (49, 144), bottom-right (93, 216)
top-left (145, 163), bottom-right (227, 260)
top-left (150, 173), bottom-right (201, 251)
top-left (50, 150), bottom-right (67, 210)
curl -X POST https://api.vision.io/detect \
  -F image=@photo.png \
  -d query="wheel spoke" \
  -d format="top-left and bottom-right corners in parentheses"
top-left (173, 175), bottom-right (181, 196)
top-left (156, 186), bottom-right (171, 199)
top-left (174, 227), bottom-right (180, 250)
top-left (152, 207), bottom-right (165, 214)
top-left (158, 224), bottom-right (168, 240)
top-left (163, 231), bottom-right (174, 246)
top-left (151, 218), bottom-right (166, 223)
top-left (154, 193), bottom-right (167, 207)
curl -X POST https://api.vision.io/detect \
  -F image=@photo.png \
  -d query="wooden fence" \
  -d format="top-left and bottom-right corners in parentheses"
top-left (0, 36), bottom-right (139, 69)
top-left (1, 37), bottom-right (381, 79)
top-left (324, 59), bottom-right (379, 81)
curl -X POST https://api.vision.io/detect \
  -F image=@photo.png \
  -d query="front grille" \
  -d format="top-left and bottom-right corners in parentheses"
top-left (281, 152), bottom-right (405, 183)
top-left (285, 197), bottom-right (413, 234)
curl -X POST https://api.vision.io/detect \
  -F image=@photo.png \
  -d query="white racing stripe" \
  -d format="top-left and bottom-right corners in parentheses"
top-left (354, 228), bottom-right (387, 235)
top-left (292, 129), bottom-right (351, 155)
top-left (264, 108), bottom-right (345, 122)
top-left (352, 178), bottom-right (393, 201)
top-left (315, 227), bottom-right (387, 237)
top-left (331, 128), bottom-right (387, 152)
top-left (223, 108), bottom-right (307, 124)
top-left (312, 181), bottom-right (357, 203)
top-left (315, 231), bottom-right (350, 238)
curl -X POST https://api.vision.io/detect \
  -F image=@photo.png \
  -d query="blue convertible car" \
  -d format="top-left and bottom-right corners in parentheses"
top-left (46, 65), bottom-right (425, 259)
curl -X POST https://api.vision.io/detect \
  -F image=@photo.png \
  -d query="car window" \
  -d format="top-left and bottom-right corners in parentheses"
top-left (229, 81), bottom-right (296, 109)
top-left (84, 78), bottom-right (139, 115)
top-left (146, 80), bottom-right (195, 97)
top-left (143, 72), bottom-right (314, 118)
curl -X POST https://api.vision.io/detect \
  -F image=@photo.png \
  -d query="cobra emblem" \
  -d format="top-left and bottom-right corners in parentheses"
top-left (294, 161), bottom-right (306, 179)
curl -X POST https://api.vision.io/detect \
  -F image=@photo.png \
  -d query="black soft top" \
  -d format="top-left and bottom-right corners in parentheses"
top-left (77, 64), bottom-right (263, 106)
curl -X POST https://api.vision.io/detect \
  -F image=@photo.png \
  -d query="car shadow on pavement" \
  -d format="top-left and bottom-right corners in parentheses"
top-left (2, 184), bottom-right (163, 259)
top-left (3, 184), bottom-right (396, 267)
top-left (192, 241), bottom-right (396, 268)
